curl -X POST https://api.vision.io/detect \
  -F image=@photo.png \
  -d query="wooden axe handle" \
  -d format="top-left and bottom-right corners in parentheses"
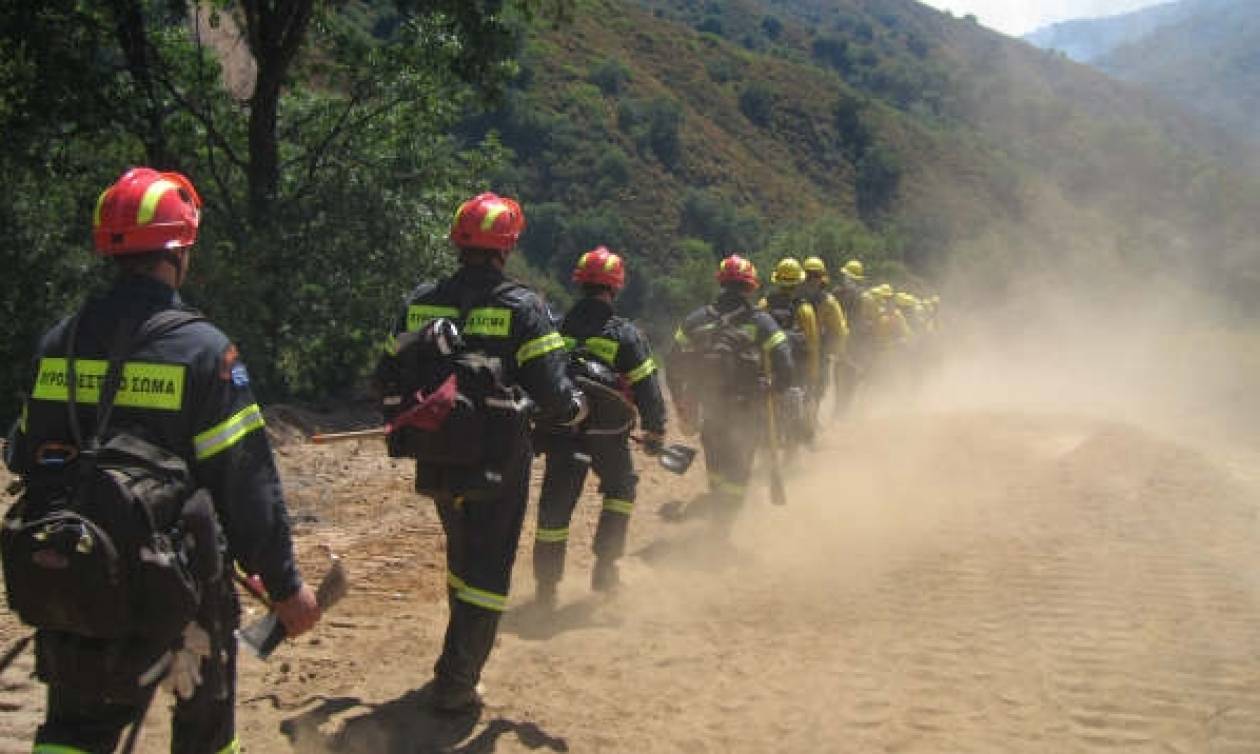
top-left (309, 428), bottom-right (388, 444)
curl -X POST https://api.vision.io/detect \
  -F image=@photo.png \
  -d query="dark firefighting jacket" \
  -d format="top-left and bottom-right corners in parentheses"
top-left (392, 264), bottom-right (581, 425)
top-left (667, 289), bottom-right (796, 409)
top-left (560, 296), bottom-right (666, 435)
top-left (6, 275), bottom-right (302, 600)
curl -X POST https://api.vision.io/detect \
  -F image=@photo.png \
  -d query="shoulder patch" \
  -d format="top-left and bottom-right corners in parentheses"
top-left (218, 344), bottom-right (250, 388)
top-left (230, 363), bottom-right (250, 388)
top-left (217, 344), bottom-right (239, 381)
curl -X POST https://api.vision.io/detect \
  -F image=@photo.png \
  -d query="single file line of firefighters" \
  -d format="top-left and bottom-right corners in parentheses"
top-left (2, 175), bottom-right (942, 754)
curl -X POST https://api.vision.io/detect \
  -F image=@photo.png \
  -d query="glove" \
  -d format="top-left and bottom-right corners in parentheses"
top-left (162, 622), bottom-right (212, 700)
top-left (641, 431), bottom-right (665, 456)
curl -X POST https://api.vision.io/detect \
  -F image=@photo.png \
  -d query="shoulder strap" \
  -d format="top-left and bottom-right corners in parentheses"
top-left (717, 302), bottom-right (751, 328)
top-left (92, 309), bottom-right (206, 443)
top-left (455, 279), bottom-right (521, 324)
top-left (63, 311), bottom-right (87, 448)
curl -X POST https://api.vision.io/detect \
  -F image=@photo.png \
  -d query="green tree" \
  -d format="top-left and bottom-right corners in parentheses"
top-left (856, 146), bottom-right (902, 221)
top-left (0, 0), bottom-right (573, 417)
top-left (739, 83), bottom-right (775, 127)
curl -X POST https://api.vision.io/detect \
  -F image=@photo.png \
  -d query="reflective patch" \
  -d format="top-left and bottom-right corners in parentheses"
top-left (32, 358), bottom-right (185, 411)
top-left (406, 304), bottom-right (459, 332)
top-left (584, 337), bottom-right (619, 366)
top-left (535, 527), bottom-right (569, 543)
top-left (137, 179), bottom-right (180, 225)
top-left (464, 307), bottom-right (512, 337)
top-left (602, 498), bottom-right (635, 516)
top-left (762, 330), bottom-right (787, 352)
top-left (447, 570), bottom-right (507, 611)
top-left (516, 332), bottom-right (565, 365)
top-left (193, 403), bottom-right (265, 461)
top-left (93, 188), bottom-right (109, 229)
top-left (480, 202), bottom-right (509, 231)
top-left (625, 357), bottom-right (657, 384)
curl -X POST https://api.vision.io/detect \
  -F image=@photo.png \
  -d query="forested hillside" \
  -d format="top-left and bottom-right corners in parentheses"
top-left (3, 0), bottom-right (1259, 421)
top-left (471, 0), bottom-right (1260, 322)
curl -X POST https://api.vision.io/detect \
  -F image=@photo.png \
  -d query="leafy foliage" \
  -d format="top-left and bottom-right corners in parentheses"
top-left (0, 0), bottom-right (568, 419)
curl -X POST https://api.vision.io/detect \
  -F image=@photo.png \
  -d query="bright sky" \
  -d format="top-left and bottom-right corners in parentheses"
top-left (918, 0), bottom-right (1167, 35)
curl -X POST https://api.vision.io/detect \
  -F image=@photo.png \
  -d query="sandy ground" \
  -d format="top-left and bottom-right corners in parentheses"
top-left (4, 372), bottom-right (1260, 752)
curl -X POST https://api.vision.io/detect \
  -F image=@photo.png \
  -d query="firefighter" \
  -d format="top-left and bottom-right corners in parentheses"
top-left (895, 291), bottom-right (927, 337)
top-left (800, 256), bottom-right (849, 425)
top-left (870, 284), bottom-right (912, 350)
top-left (831, 259), bottom-right (877, 416)
top-left (533, 247), bottom-right (667, 604)
top-left (667, 255), bottom-right (795, 535)
top-left (759, 258), bottom-right (821, 448)
top-left (5, 167), bottom-right (320, 754)
top-left (865, 284), bottom-right (912, 394)
top-left (384, 192), bottom-right (586, 713)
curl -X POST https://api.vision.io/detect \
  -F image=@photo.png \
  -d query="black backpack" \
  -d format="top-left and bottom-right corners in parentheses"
top-left (764, 292), bottom-right (809, 360)
top-left (374, 283), bottom-right (531, 500)
top-left (1, 309), bottom-right (222, 701)
top-left (687, 304), bottom-right (766, 401)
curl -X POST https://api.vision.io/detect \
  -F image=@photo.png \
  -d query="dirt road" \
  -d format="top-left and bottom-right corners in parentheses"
top-left (4, 407), bottom-right (1260, 753)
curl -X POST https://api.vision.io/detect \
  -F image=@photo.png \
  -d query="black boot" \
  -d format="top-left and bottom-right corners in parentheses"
top-left (431, 600), bottom-right (501, 713)
top-left (533, 540), bottom-right (566, 608)
top-left (591, 557), bottom-right (621, 593)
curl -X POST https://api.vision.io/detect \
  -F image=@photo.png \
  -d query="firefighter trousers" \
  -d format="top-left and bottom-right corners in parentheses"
top-left (700, 402), bottom-right (762, 534)
top-left (431, 448), bottom-right (531, 692)
top-left (534, 433), bottom-right (638, 589)
top-left (33, 582), bottom-right (240, 754)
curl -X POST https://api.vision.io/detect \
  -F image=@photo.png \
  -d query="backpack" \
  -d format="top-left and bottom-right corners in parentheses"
top-left (686, 304), bottom-right (766, 402)
top-left (1, 309), bottom-right (222, 701)
top-left (374, 282), bottom-right (531, 500)
top-left (764, 292), bottom-right (810, 361)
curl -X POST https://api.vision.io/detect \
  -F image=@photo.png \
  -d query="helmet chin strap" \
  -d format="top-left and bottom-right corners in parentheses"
top-left (159, 249), bottom-right (189, 287)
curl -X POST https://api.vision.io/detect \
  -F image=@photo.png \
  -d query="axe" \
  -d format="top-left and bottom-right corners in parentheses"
top-left (237, 556), bottom-right (348, 659)
top-left (310, 376), bottom-right (459, 444)
top-left (631, 434), bottom-right (697, 475)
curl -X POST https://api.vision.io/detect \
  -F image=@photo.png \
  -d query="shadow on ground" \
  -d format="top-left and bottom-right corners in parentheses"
top-left (500, 594), bottom-right (622, 641)
top-left (280, 682), bottom-right (569, 754)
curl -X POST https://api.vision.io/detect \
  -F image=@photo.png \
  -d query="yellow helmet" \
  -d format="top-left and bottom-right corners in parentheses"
top-left (870, 283), bottom-right (893, 299)
top-left (770, 257), bottom-right (806, 286)
top-left (802, 256), bottom-right (828, 278)
top-left (894, 292), bottom-right (919, 308)
top-left (842, 259), bottom-right (865, 281)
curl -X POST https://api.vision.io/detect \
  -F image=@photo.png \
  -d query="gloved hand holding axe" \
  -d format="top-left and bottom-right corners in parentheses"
top-left (235, 554), bottom-right (347, 659)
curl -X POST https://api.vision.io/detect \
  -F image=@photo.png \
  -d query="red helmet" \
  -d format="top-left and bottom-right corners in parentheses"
top-left (92, 167), bottom-right (202, 256)
top-left (450, 192), bottom-right (525, 252)
top-left (716, 254), bottom-right (759, 290)
top-left (572, 246), bottom-right (626, 290)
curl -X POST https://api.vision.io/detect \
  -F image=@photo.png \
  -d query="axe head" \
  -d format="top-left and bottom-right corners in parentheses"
top-left (239, 558), bottom-right (348, 659)
top-left (658, 444), bottom-right (697, 475)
